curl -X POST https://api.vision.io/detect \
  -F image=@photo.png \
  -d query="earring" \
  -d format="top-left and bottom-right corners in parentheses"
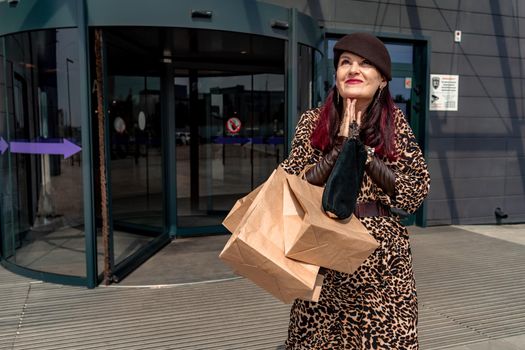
top-left (335, 90), bottom-right (340, 104)
top-left (377, 86), bottom-right (384, 98)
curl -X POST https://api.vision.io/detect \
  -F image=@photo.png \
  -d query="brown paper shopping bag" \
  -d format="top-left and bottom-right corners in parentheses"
top-left (283, 173), bottom-right (379, 275)
top-left (223, 183), bottom-right (263, 233)
top-left (219, 167), bottom-right (323, 304)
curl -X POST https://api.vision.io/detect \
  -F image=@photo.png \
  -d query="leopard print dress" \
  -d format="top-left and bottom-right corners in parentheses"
top-left (280, 107), bottom-right (430, 349)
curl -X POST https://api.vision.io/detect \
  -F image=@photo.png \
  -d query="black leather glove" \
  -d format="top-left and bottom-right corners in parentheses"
top-left (305, 136), bottom-right (347, 186)
top-left (365, 156), bottom-right (396, 197)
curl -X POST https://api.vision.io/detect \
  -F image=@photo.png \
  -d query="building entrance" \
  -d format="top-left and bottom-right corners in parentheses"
top-left (90, 26), bottom-right (288, 280)
top-left (326, 34), bottom-right (428, 225)
top-left (172, 37), bottom-right (285, 228)
top-left (0, 0), bottom-right (322, 287)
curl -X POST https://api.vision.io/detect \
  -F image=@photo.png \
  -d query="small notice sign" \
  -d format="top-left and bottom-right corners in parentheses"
top-left (405, 77), bottom-right (412, 89)
top-left (226, 117), bottom-right (242, 134)
top-left (429, 74), bottom-right (459, 111)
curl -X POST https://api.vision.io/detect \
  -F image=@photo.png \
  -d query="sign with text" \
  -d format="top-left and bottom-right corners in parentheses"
top-left (429, 74), bottom-right (459, 111)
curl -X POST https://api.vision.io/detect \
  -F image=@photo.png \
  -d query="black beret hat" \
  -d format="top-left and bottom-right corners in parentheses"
top-left (333, 32), bottom-right (392, 81)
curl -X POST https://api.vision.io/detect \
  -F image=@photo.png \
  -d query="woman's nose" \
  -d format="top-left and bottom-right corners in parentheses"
top-left (348, 61), bottom-right (359, 73)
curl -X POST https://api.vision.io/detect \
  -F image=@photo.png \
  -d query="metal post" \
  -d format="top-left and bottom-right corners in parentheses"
top-left (94, 29), bottom-right (111, 285)
top-left (286, 8), bottom-right (298, 155)
top-left (77, 0), bottom-right (97, 288)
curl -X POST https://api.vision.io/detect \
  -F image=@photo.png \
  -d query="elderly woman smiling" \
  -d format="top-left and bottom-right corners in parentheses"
top-left (281, 32), bottom-right (430, 349)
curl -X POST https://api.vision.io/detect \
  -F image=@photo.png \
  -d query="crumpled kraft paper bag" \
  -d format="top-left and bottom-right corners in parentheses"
top-left (223, 183), bottom-right (263, 233)
top-left (219, 167), bottom-right (323, 304)
top-left (283, 173), bottom-right (379, 275)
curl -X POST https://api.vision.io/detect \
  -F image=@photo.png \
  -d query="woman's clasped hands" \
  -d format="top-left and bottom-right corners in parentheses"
top-left (338, 98), bottom-right (362, 139)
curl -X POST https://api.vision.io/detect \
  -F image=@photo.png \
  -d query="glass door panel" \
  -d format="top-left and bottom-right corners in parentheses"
top-left (388, 42), bottom-right (417, 226)
top-left (1, 29), bottom-right (87, 277)
top-left (252, 74), bottom-right (285, 185)
top-left (175, 72), bottom-right (285, 227)
top-left (107, 75), bottom-right (163, 265)
top-left (389, 76), bottom-right (412, 120)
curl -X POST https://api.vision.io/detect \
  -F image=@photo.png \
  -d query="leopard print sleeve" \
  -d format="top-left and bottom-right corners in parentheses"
top-left (389, 108), bottom-right (431, 213)
top-left (280, 108), bottom-right (321, 175)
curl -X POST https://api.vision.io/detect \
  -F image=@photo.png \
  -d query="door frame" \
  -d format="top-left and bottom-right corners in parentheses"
top-left (323, 30), bottom-right (430, 227)
top-left (93, 29), bottom-right (172, 285)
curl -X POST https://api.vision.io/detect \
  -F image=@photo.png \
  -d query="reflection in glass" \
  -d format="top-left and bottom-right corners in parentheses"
top-left (108, 76), bottom-right (162, 227)
top-left (175, 72), bottom-right (285, 227)
top-left (94, 27), bottom-right (289, 233)
top-left (298, 44), bottom-right (313, 115)
top-left (385, 43), bottom-right (413, 64)
top-left (327, 38), bottom-right (336, 60)
top-left (0, 29), bottom-right (85, 276)
top-left (101, 28), bottom-right (166, 268)
top-left (109, 76), bottom-right (162, 265)
top-left (389, 77), bottom-right (412, 120)
top-left (172, 30), bottom-right (286, 227)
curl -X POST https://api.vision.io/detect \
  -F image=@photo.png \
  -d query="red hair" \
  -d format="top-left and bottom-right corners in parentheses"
top-left (311, 86), bottom-right (398, 161)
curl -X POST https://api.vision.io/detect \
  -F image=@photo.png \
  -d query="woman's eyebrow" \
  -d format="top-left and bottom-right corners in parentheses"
top-left (340, 54), bottom-right (362, 61)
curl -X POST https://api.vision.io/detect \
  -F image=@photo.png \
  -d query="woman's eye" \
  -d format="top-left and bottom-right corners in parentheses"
top-left (340, 59), bottom-right (350, 66)
top-left (360, 60), bottom-right (372, 67)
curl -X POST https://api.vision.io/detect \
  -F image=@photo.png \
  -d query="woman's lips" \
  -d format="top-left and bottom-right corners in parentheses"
top-left (345, 79), bottom-right (362, 84)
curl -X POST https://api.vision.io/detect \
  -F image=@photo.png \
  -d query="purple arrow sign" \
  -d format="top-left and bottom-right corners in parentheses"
top-left (10, 139), bottom-right (81, 159)
top-left (0, 137), bottom-right (8, 154)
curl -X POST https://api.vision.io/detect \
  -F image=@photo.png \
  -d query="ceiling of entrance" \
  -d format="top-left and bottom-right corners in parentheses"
top-left (101, 27), bottom-right (285, 77)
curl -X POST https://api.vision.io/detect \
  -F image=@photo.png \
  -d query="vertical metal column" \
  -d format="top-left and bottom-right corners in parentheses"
top-left (94, 29), bottom-right (113, 285)
top-left (286, 8), bottom-right (298, 154)
top-left (78, 0), bottom-right (97, 288)
top-left (160, 39), bottom-right (177, 236)
top-left (189, 70), bottom-right (199, 213)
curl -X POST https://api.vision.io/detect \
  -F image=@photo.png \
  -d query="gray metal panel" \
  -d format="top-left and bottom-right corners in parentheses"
top-left (86, 0), bottom-right (290, 41)
top-left (453, 158), bottom-right (507, 177)
top-left (428, 32), bottom-right (522, 57)
top-left (332, 1), bottom-right (401, 28)
top-left (263, 0), bottom-right (521, 24)
top-left (377, 0), bottom-right (519, 17)
top-left (427, 158), bottom-right (456, 178)
top-left (429, 116), bottom-right (525, 138)
top-left (263, 0), bottom-right (520, 18)
top-left (506, 156), bottom-right (525, 177)
top-left (433, 53), bottom-right (525, 78)
top-left (400, 6), bottom-right (458, 32)
top-left (455, 97), bottom-right (525, 117)
top-left (428, 137), bottom-right (511, 159)
top-left (454, 11), bottom-right (520, 36)
top-left (458, 0), bottom-right (518, 16)
top-left (260, 0), bottom-right (336, 22)
top-left (453, 139), bottom-right (509, 158)
top-left (426, 137), bottom-right (455, 158)
top-left (0, 0), bottom-right (77, 36)
top-left (428, 177), bottom-right (506, 200)
top-left (504, 195), bottom-right (525, 214)
top-left (295, 10), bottom-right (323, 47)
top-left (426, 196), bottom-right (507, 222)
top-left (507, 138), bottom-right (525, 152)
top-left (460, 77), bottom-right (522, 98)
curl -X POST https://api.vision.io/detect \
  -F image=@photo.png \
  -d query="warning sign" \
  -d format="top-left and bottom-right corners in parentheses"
top-left (429, 74), bottom-right (459, 111)
top-left (226, 117), bottom-right (242, 134)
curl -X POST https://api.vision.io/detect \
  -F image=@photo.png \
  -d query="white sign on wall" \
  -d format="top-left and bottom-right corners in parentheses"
top-left (429, 74), bottom-right (459, 111)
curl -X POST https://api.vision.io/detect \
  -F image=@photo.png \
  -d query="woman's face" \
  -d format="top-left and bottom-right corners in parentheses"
top-left (336, 51), bottom-right (386, 106)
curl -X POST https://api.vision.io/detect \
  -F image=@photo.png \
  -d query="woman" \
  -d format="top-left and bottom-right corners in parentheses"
top-left (280, 32), bottom-right (430, 349)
